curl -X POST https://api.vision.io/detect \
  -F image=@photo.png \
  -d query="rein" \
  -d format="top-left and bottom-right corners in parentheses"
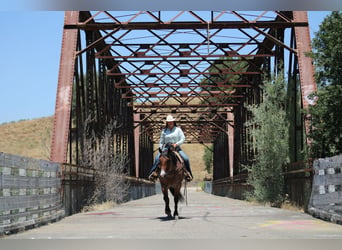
top-left (183, 179), bottom-right (188, 206)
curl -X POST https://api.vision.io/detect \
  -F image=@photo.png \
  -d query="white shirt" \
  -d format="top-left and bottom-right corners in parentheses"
top-left (159, 126), bottom-right (185, 149)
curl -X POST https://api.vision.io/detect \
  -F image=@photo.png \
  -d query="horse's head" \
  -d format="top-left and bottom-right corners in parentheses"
top-left (158, 143), bottom-right (177, 178)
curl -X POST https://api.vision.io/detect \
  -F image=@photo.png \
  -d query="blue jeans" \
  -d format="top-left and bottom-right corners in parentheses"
top-left (149, 148), bottom-right (192, 176)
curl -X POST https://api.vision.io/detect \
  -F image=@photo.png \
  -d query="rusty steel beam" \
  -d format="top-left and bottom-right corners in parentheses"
top-left (293, 11), bottom-right (317, 148)
top-left (293, 11), bottom-right (317, 109)
top-left (50, 11), bottom-right (79, 163)
top-left (75, 21), bottom-right (308, 31)
top-left (51, 11), bottom-right (316, 181)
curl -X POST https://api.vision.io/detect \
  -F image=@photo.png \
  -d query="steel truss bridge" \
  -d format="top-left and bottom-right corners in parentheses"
top-left (50, 11), bottom-right (316, 183)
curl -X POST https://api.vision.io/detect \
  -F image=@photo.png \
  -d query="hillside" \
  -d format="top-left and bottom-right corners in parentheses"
top-left (0, 116), bottom-right (211, 180)
top-left (0, 116), bottom-right (53, 160)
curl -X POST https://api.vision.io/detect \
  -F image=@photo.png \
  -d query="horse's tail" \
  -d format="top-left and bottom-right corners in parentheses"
top-left (169, 187), bottom-right (184, 202)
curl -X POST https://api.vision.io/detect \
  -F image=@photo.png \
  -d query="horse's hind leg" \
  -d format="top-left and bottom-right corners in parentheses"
top-left (162, 187), bottom-right (171, 217)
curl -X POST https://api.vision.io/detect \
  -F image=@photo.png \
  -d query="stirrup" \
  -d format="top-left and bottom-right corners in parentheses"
top-left (148, 171), bottom-right (159, 182)
top-left (184, 171), bottom-right (193, 182)
top-left (185, 176), bottom-right (192, 182)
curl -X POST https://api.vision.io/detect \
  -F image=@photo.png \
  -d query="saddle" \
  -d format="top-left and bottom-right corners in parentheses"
top-left (173, 151), bottom-right (192, 181)
top-left (173, 151), bottom-right (184, 166)
top-left (156, 143), bottom-right (192, 181)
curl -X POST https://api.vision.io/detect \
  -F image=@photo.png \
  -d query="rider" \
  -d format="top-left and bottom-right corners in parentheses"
top-left (148, 114), bottom-right (193, 182)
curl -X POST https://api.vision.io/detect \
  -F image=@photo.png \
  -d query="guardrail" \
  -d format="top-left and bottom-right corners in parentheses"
top-left (212, 173), bottom-right (252, 200)
top-left (212, 163), bottom-right (314, 207)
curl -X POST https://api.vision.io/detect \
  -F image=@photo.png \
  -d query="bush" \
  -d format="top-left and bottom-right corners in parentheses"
top-left (244, 74), bottom-right (289, 207)
top-left (80, 117), bottom-right (130, 205)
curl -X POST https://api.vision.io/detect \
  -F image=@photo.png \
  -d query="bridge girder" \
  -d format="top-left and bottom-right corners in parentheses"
top-left (51, 11), bottom-right (316, 180)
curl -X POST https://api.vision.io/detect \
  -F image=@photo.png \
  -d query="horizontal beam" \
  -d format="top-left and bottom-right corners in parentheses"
top-left (108, 71), bottom-right (260, 76)
top-left (70, 21), bottom-right (308, 31)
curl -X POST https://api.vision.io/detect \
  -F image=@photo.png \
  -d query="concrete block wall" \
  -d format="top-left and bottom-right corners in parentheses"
top-left (0, 152), bottom-right (158, 235)
top-left (0, 152), bottom-right (65, 235)
top-left (308, 154), bottom-right (342, 224)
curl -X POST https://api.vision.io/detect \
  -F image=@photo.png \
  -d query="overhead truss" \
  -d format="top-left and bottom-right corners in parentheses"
top-left (51, 11), bottom-right (316, 180)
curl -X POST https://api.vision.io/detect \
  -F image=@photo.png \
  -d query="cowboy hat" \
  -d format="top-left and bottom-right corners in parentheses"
top-left (166, 114), bottom-right (176, 122)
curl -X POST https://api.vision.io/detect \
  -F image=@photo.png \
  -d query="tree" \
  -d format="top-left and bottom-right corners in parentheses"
top-left (307, 85), bottom-right (342, 158)
top-left (307, 11), bottom-right (342, 158)
top-left (200, 56), bottom-right (249, 105)
top-left (244, 74), bottom-right (289, 207)
top-left (311, 11), bottom-right (342, 87)
top-left (202, 144), bottom-right (213, 174)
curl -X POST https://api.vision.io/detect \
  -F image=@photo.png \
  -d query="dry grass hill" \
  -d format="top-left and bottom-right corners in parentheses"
top-left (0, 116), bottom-right (53, 160)
top-left (0, 116), bottom-right (211, 181)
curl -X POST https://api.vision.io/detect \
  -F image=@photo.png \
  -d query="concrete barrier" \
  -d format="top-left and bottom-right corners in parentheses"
top-left (308, 154), bottom-right (342, 224)
top-left (0, 152), bottom-right (65, 235)
top-left (202, 181), bottom-right (212, 194)
top-left (0, 152), bottom-right (159, 235)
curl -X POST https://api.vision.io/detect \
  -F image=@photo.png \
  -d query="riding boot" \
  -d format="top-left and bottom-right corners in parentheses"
top-left (184, 169), bottom-right (193, 182)
top-left (148, 169), bottom-right (160, 182)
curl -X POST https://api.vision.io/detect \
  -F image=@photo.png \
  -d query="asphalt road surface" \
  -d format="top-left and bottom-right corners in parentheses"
top-left (5, 187), bottom-right (342, 239)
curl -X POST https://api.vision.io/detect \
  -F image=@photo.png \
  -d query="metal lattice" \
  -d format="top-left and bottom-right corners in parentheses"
top-left (51, 11), bottom-right (316, 180)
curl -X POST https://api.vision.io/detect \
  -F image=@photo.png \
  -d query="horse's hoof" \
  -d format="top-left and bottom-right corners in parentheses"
top-left (174, 215), bottom-right (179, 220)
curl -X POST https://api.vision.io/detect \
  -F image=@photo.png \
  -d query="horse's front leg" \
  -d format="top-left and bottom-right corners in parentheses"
top-left (162, 187), bottom-right (171, 217)
top-left (173, 186), bottom-right (182, 218)
top-left (173, 195), bottom-right (179, 218)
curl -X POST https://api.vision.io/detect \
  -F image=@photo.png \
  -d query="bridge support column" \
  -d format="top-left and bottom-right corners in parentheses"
top-left (228, 112), bottom-right (234, 177)
top-left (50, 11), bottom-right (79, 163)
top-left (293, 11), bottom-right (317, 144)
top-left (134, 113), bottom-right (140, 178)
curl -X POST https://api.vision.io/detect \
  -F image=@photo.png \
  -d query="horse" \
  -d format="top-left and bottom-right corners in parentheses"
top-left (158, 143), bottom-right (185, 218)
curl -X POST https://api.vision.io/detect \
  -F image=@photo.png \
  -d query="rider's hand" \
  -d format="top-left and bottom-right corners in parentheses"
top-left (172, 143), bottom-right (177, 148)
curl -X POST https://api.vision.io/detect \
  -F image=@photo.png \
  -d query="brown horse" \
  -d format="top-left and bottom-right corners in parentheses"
top-left (158, 143), bottom-right (185, 218)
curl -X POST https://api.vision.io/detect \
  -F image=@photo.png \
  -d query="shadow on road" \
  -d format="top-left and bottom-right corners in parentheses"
top-left (155, 216), bottom-right (191, 222)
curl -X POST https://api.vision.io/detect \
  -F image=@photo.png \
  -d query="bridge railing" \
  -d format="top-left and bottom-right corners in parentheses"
top-left (61, 164), bottom-right (156, 216)
top-left (60, 163), bottom-right (95, 216)
top-left (211, 162), bottom-right (314, 208)
top-left (284, 161), bottom-right (313, 209)
top-left (211, 173), bottom-right (252, 200)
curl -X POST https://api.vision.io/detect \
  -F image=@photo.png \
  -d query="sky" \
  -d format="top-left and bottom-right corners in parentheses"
top-left (0, 11), bottom-right (332, 124)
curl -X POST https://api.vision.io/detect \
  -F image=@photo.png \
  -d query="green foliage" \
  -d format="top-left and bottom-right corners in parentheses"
top-left (311, 11), bottom-right (342, 87)
top-left (202, 145), bottom-right (213, 174)
top-left (307, 12), bottom-right (342, 158)
top-left (307, 85), bottom-right (342, 158)
top-left (244, 74), bottom-right (289, 207)
top-left (200, 56), bottom-right (249, 105)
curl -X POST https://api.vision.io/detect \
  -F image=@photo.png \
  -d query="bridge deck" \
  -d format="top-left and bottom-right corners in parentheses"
top-left (5, 188), bottom-right (342, 239)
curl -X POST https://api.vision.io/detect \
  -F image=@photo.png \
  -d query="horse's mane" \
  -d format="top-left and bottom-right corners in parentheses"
top-left (162, 143), bottom-right (178, 166)
top-left (169, 150), bottom-right (178, 166)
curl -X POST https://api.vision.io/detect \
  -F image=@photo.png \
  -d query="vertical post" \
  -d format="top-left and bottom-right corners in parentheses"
top-left (134, 113), bottom-right (140, 178)
top-left (293, 11), bottom-right (317, 140)
top-left (227, 112), bottom-right (234, 177)
top-left (50, 11), bottom-right (79, 163)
